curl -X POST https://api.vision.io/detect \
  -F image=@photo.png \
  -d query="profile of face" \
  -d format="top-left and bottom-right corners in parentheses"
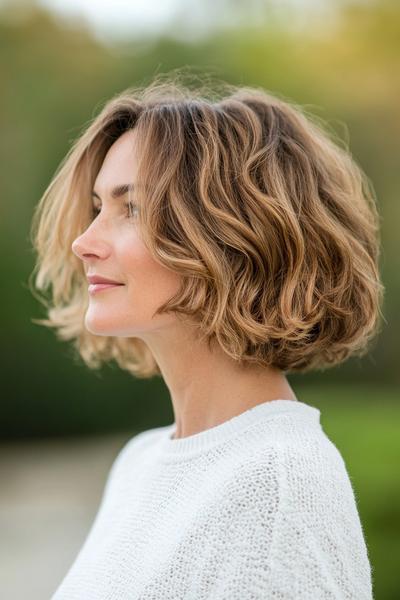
top-left (71, 128), bottom-right (183, 339)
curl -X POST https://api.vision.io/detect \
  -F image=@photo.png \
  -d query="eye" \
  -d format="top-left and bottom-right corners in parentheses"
top-left (90, 202), bottom-right (139, 219)
top-left (125, 202), bottom-right (139, 218)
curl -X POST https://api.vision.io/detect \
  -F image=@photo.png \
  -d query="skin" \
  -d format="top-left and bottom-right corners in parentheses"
top-left (71, 128), bottom-right (298, 440)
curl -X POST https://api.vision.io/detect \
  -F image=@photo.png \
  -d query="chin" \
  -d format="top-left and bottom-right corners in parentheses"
top-left (84, 324), bottom-right (112, 336)
top-left (84, 316), bottom-right (138, 338)
top-left (84, 313), bottom-right (116, 336)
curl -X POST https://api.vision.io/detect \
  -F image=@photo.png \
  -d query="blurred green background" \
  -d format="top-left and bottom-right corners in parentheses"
top-left (0, 0), bottom-right (399, 598)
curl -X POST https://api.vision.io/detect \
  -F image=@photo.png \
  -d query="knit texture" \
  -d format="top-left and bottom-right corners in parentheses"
top-left (51, 399), bottom-right (374, 599)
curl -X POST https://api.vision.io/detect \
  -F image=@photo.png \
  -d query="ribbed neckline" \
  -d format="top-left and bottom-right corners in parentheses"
top-left (157, 399), bottom-right (320, 459)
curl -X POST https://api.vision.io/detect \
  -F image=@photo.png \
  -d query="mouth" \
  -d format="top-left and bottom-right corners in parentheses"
top-left (88, 283), bottom-right (124, 295)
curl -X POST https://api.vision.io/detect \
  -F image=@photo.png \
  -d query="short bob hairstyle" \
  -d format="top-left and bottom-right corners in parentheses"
top-left (29, 73), bottom-right (385, 379)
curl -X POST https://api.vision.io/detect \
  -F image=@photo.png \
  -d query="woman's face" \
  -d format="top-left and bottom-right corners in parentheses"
top-left (71, 128), bottom-right (183, 338)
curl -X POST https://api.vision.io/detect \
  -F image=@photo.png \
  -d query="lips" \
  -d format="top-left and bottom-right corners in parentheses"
top-left (87, 275), bottom-right (124, 285)
top-left (87, 280), bottom-right (125, 296)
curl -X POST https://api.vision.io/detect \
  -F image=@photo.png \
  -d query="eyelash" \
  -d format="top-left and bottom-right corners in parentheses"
top-left (91, 202), bottom-right (138, 219)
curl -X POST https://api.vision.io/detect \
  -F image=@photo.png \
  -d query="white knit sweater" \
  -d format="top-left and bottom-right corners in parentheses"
top-left (51, 399), bottom-right (373, 599)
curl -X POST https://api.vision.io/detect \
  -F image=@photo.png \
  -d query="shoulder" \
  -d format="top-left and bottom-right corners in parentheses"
top-left (278, 424), bottom-right (358, 515)
top-left (228, 421), bottom-right (369, 568)
top-left (223, 419), bottom-right (356, 518)
top-left (110, 424), bottom-right (172, 471)
top-left (118, 424), bottom-right (171, 455)
top-left (200, 422), bottom-right (373, 599)
top-left (100, 424), bottom-right (171, 498)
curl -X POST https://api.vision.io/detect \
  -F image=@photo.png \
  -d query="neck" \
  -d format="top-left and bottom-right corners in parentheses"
top-left (140, 321), bottom-right (297, 440)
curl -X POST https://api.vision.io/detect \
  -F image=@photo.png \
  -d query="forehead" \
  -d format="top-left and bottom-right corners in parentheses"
top-left (94, 129), bottom-right (139, 190)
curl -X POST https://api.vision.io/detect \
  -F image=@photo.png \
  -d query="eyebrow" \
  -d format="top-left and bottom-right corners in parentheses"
top-left (92, 183), bottom-right (135, 201)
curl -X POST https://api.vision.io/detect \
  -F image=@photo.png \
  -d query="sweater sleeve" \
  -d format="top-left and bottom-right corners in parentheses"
top-left (207, 437), bottom-right (374, 600)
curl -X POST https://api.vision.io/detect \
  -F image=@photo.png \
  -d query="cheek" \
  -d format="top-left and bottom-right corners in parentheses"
top-left (84, 237), bottom-right (183, 336)
top-left (119, 238), bottom-right (182, 307)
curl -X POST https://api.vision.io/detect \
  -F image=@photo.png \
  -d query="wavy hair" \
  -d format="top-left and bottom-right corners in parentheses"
top-left (29, 73), bottom-right (385, 378)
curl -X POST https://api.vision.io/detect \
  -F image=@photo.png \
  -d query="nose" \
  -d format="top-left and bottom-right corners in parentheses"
top-left (71, 224), bottom-right (111, 263)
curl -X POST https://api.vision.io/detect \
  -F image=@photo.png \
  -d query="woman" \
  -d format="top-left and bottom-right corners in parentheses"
top-left (30, 73), bottom-right (383, 599)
